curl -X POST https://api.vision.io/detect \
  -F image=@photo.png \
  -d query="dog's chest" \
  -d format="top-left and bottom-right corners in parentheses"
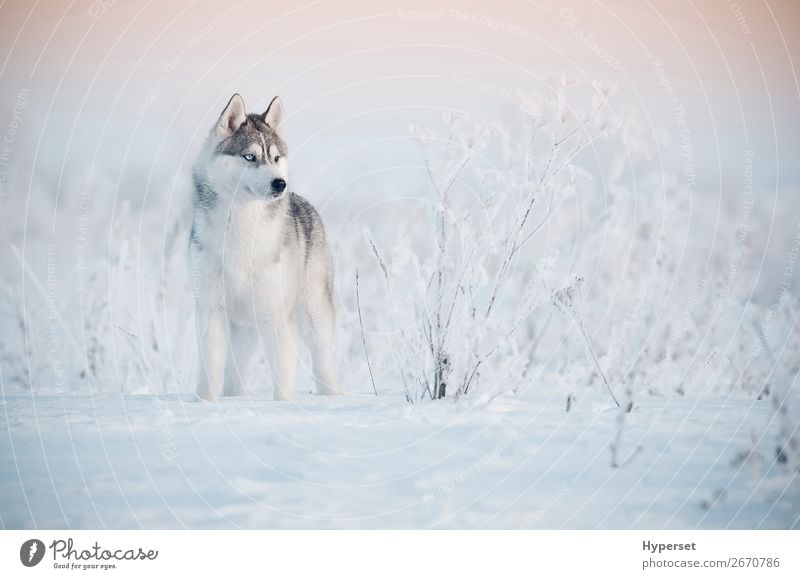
top-left (207, 202), bottom-right (286, 292)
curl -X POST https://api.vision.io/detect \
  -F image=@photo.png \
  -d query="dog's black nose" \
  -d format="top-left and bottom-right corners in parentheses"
top-left (271, 178), bottom-right (286, 193)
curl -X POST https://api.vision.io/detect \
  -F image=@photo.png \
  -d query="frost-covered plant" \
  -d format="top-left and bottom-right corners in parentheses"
top-left (0, 185), bottom-right (197, 395)
top-left (365, 79), bottom-right (619, 401)
top-left (0, 282), bottom-right (41, 390)
top-left (108, 202), bottom-right (196, 394)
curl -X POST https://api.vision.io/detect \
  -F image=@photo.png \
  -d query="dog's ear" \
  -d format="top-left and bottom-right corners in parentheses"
top-left (216, 93), bottom-right (247, 139)
top-left (262, 96), bottom-right (284, 137)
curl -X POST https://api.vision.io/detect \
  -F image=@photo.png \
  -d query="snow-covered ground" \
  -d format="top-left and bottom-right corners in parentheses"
top-left (1, 390), bottom-right (794, 529)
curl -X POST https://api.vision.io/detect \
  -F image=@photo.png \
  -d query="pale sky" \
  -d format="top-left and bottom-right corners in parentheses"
top-left (0, 0), bottom-right (798, 193)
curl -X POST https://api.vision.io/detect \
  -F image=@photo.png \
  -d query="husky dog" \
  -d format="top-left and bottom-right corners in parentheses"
top-left (190, 94), bottom-right (337, 401)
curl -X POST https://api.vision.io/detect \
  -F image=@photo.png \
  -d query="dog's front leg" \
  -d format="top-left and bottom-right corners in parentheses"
top-left (272, 316), bottom-right (297, 401)
top-left (196, 306), bottom-right (229, 402)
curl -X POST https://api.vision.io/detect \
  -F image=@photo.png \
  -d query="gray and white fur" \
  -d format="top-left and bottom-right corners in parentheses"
top-left (190, 93), bottom-right (338, 401)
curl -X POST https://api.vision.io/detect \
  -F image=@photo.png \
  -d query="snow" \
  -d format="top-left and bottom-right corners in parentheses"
top-left (1, 391), bottom-right (794, 529)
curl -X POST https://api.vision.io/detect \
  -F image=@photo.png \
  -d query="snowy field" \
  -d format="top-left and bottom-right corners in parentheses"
top-left (1, 392), bottom-right (794, 529)
top-left (1, 0), bottom-right (799, 531)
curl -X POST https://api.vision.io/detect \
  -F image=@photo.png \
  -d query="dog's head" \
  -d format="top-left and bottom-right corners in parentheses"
top-left (204, 93), bottom-right (289, 200)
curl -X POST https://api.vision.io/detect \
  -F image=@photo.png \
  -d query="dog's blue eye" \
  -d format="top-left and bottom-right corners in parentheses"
top-left (243, 153), bottom-right (256, 162)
